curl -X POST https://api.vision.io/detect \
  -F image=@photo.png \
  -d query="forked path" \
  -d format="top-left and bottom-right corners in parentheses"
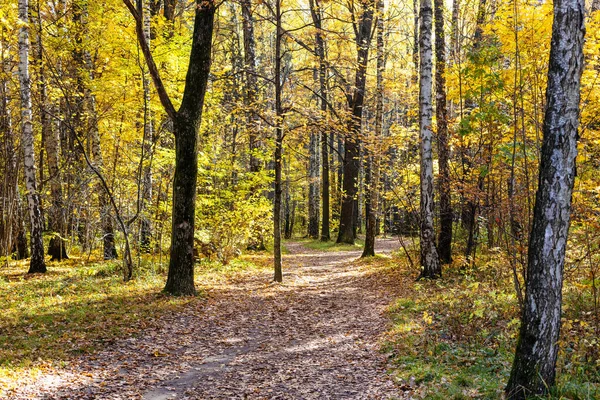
top-left (10, 239), bottom-right (404, 399)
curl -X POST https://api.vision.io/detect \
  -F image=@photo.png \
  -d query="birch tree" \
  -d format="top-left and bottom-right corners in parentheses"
top-left (18, 0), bottom-right (46, 274)
top-left (418, 0), bottom-right (441, 278)
top-left (505, 0), bottom-right (585, 397)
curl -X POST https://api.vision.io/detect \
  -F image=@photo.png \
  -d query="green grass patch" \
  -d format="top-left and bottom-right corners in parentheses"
top-left (297, 237), bottom-right (366, 252)
top-left (0, 251), bottom-right (269, 394)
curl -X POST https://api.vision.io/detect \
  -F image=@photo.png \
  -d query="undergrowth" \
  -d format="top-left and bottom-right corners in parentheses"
top-left (384, 250), bottom-right (600, 399)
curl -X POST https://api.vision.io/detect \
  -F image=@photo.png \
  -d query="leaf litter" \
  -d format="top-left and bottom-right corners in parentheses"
top-left (6, 239), bottom-right (410, 399)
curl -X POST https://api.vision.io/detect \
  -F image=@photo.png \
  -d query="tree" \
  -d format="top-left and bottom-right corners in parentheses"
top-left (273, 0), bottom-right (284, 282)
top-left (434, 0), bottom-right (451, 264)
top-left (123, 0), bottom-right (216, 295)
top-left (362, 0), bottom-right (384, 258)
top-left (337, 0), bottom-right (375, 245)
top-left (308, 0), bottom-right (331, 242)
top-left (505, 0), bottom-right (585, 397)
top-left (417, 0), bottom-right (441, 279)
top-left (18, 0), bottom-right (46, 274)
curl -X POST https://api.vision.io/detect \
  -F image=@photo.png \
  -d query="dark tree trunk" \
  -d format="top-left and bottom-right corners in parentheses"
top-left (362, 0), bottom-right (384, 257)
top-left (309, 0), bottom-right (330, 242)
top-left (163, 1), bottom-right (215, 295)
top-left (337, 0), bottom-right (374, 245)
top-left (506, 0), bottom-right (585, 397)
top-left (273, 0), bottom-right (283, 282)
top-left (434, 0), bottom-right (451, 264)
top-left (125, 0), bottom-right (215, 293)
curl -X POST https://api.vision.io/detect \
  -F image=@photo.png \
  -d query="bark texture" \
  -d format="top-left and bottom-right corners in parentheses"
top-left (434, 0), bottom-right (452, 264)
top-left (418, 0), bottom-right (441, 279)
top-left (506, 0), bottom-right (585, 397)
top-left (273, 0), bottom-right (283, 282)
top-left (18, 0), bottom-right (46, 274)
top-left (163, 0), bottom-right (215, 295)
top-left (362, 0), bottom-right (384, 258)
top-left (309, 0), bottom-right (330, 242)
top-left (337, 0), bottom-right (374, 245)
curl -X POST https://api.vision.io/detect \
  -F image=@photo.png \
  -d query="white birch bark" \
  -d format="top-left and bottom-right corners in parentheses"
top-left (418, 0), bottom-right (441, 278)
top-left (18, 0), bottom-right (46, 273)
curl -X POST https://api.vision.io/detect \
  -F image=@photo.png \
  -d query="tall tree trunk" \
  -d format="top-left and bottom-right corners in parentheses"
top-left (140, 0), bottom-right (154, 251)
top-left (35, 6), bottom-right (68, 261)
top-left (308, 126), bottom-right (320, 238)
top-left (337, 0), bottom-right (374, 244)
top-left (412, 0), bottom-right (419, 82)
top-left (241, 0), bottom-right (261, 174)
top-left (418, 0), bottom-right (441, 279)
top-left (124, 0), bottom-right (215, 294)
top-left (362, 0), bottom-right (384, 258)
top-left (434, 0), bottom-right (452, 264)
top-left (505, 0), bottom-right (585, 397)
top-left (18, 0), bottom-right (46, 273)
top-left (273, 0), bottom-right (283, 282)
top-left (309, 0), bottom-right (330, 242)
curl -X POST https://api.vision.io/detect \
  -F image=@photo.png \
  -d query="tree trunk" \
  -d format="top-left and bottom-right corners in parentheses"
top-left (241, 0), bottom-right (261, 174)
top-left (505, 0), bottom-right (585, 398)
top-left (308, 130), bottom-right (320, 239)
top-left (418, 0), bottom-right (441, 279)
top-left (434, 0), bottom-right (452, 264)
top-left (163, 1), bottom-right (215, 295)
top-left (362, 0), bottom-right (384, 258)
top-left (309, 0), bottom-right (330, 242)
top-left (337, 0), bottom-right (374, 245)
top-left (273, 0), bottom-right (283, 282)
top-left (18, 0), bottom-right (46, 274)
top-left (140, 0), bottom-right (154, 251)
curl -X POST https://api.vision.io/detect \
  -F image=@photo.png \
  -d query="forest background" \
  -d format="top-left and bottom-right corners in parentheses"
top-left (1, 0), bottom-right (600, 398)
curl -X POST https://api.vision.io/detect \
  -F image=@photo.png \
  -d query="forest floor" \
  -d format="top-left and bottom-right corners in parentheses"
top-left (4, 238), bottom-right (410, 399)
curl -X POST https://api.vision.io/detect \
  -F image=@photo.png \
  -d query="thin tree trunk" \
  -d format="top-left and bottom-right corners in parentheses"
top-left (241, 0), bottom-right (261, 174)
top-left (140, 0), bottom-right (154, 251)
top-left (309, 0), bottom-right (330, 242)
top-left (308, 130), bottom-right (320, 239)
top-left (417, 0), bottom-right (441, 279)
top-left (435, 0), bottom-right (452, 264)
top-left (18, 0), bottom-right (46, 274)
top-left (506, 0), bottom-right (585, 397)
top-left (362, 0), bottom-right (384, 257)
top-left (273, 0), bottom-right (283, 282)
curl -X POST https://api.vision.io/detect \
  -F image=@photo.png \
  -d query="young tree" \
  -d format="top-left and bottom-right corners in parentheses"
top-left (505, 0), bottom-right (585, 397)
top-left (418, 0), bottom-right (441, 278)
top-left (123, 0), bottom-right (216, 295)
top-left (18, 0), bottom-right (46, 274)
top-left (434, 0), bottom-right (451, 264)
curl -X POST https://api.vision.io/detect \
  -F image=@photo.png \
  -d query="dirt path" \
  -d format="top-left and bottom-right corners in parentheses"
top-left (9, 239), bottom-right (405, 399)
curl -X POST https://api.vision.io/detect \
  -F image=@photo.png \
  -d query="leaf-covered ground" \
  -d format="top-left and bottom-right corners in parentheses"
top-left (3, 239), bottom-right (408, 399)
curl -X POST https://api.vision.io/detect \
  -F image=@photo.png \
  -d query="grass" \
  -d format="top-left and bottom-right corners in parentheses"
top-left (384, 250), bottom-right (600, 399)
top-left (294, 237), bottom-right (366, 252)
top-left (0, 250), bottom-right (270, 395)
